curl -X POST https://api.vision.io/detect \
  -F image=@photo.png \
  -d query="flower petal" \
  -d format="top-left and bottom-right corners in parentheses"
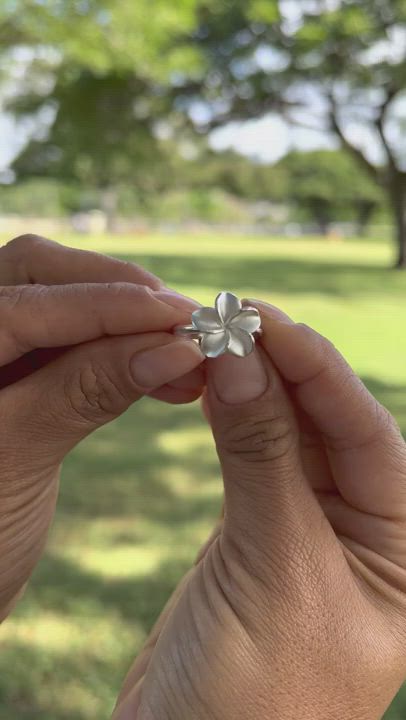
top-left (192, 307), bottom-right (223, 332)
top-left (200, 330), bottom-right (230, 358)
top-left (227, 328), bottom-right (254, 357)
top-left (229, 308), bottom-right (261, 333)
top-left (216, 292), bottom-right (241, 324)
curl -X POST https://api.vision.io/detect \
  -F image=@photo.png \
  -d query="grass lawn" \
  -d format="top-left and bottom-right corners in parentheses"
top-left (0, 233), bottom-right (406, 719)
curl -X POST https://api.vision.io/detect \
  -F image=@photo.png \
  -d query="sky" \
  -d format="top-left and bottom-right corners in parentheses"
top-left (209, 114), bottom-right (337, 163)
top-left (0, 109), bottom-right (339, 172)
top-left (0, 114), bottom-right (29, 172)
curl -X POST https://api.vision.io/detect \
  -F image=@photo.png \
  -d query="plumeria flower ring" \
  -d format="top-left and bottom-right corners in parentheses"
top-left (175, 292), bottom-right (262, 358)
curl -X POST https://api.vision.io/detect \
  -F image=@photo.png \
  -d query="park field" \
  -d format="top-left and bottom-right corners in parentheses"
top-left (0, 233), bottom-right (406, 719)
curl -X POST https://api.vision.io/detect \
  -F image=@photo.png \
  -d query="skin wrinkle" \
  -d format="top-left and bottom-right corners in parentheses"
top-left (319, 495), bottom-right (406, 568)
top-left (0, 476), bottom-right (57, 534)
top-left (185, 594), bottom-right (233, 720)
top-left (340, 536), bottom-right (406, 616)
top-left (324, 452), bottom-right (406, 522)
top-left (115, 571), bottom-right (195, 712)
top-left (205, 538), bottom-right (258, 649)
top-left (220, 523), bottom-right (330, 654)
top-left (183, 571), bottom-right (258, 720)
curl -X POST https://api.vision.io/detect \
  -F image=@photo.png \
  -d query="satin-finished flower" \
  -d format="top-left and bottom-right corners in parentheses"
top-left (192, 292), bottom-right (261, 358)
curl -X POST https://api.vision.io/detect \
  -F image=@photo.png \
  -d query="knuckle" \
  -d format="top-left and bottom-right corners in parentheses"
top-left (0, 286), bottom-right (44, 358)
top-left (216, 412), bottom-right (295, 465)
top-left (66, 360), bottom-right (132, 423)
top-left (1, 235), bottom-right (46, 284)
top-left (376, 403), bottom-right (406, 460)
top-left (0, 285), bottom-right (22, 310)
top-left (377, 402), bottom-right (398, 435)
top-left (0, 288), bottom-right (30, 357)
top-left (4, 234), bottom-right (45, 258)
top-left (0, 283), bottom-right (44, 314)
top-left (360, 397), bottom-right (400, 448)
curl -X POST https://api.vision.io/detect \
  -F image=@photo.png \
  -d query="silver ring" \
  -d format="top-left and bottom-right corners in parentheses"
top-left (175, 291), bottom-right (262, 358)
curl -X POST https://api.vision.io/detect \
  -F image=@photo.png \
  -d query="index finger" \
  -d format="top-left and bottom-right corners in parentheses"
top-left (0, 283), bottom-right (193, 367)
top-left (0, 234), bottom-right (162, 289)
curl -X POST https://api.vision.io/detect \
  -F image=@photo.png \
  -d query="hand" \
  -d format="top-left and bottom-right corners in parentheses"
top-left (0, 235), bottom-right (204, 621)
top-left (113, 302), bottom-right (406, 720)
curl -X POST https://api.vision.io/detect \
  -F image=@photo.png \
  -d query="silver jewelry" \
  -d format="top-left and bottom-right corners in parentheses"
top-left (175, 291), bottom-right (262, 358)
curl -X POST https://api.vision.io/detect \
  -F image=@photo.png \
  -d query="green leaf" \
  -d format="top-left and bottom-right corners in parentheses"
top-left (248, 0), bottom-right (280, 25)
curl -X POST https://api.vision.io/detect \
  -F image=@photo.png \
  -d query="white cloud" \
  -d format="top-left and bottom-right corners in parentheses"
top-left (210, 113), bottom-right (337, 163)
top-left (0, 115), bottom-right (29, 172)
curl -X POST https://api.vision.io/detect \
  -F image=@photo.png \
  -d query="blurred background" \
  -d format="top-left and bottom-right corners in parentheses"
top-left (0, 1), bottom-right (405, 718)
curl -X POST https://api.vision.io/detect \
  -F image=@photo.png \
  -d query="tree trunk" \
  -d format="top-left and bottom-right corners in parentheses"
top-left (101, 187), bottom-right (118, 234)
top-left (356, 201), bottom-right (376, 238)
top-left (392, 187), bottom-right (406, 269)
top-left (320, 223), bottom-right (329, 237)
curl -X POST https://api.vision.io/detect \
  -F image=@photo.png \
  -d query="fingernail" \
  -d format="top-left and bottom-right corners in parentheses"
top-left (243, 299), bottom-right (293, 324)
top-left (131, 340), bottom-right (204, 389)
top-left (154, 290), bottom-right (200, 313)
top-left (211, 350), bottom-right (268, 405)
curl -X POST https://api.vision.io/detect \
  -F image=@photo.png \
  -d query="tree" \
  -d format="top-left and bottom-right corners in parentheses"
top-left (10, 69), bottom-right (176, 230)
top-left (275, 150), bottom-right (383, 235)
top-left (0, 0), bottom-right (203, 229)
top-left (179, 148), bottom-right (382, 232)
top-left (178, 0), bottom-right (406, 266)
top-left (0, 0), bottom-right (200, 75)
top-left (0, 178), bottom-right (66, 217)
top-left (3, 1), bottom-right (405, 259)
top-left (178, 149), bottom-right (289, 202)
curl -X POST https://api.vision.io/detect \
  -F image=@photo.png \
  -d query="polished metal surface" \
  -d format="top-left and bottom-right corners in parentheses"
top-left (175, 292), bottom-right (262, 358)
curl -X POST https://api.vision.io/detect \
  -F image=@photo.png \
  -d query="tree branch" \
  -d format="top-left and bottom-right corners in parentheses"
top-left (284, 112), bottom-right (328, 134)
top-left (328, 95), bottom-right (379, 182)
top-left (375, 86), bottom-right (399, 173)
top-left (206, 95), bottom-right (285, 129)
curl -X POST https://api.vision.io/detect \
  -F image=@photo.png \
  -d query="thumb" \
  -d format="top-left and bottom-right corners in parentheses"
top-left (3, 333), bottom-right (204, 463)
top-left (206, 348), bottom-right (328, 569)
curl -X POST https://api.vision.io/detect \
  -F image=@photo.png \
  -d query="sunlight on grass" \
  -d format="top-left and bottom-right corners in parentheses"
top-left (54, 233), bottom-right (395, 265)
top-left (158, 424), bottom-right (212, 456)
top-left (0, 232), bottom-right (405, 719)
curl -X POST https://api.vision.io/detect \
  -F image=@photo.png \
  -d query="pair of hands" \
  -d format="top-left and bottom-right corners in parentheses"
top-left (1, 235), bottom-right (406, 720)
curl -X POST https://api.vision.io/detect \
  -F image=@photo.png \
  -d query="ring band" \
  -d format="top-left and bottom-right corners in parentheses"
top-left (174, 291), bottom-right (263, 359)
top-left (174, 325), bottom-right (201, 339)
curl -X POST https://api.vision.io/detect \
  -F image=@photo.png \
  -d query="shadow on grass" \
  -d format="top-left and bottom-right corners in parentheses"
top-left (25, 554), bottom-right (189, 632)
top-left (1, 556), bottom-right (195, 719)
top-left (0, 641), bottom-right (96, 720)
top-left (115, 253), bottom-right (406, 297)
top-left (2, 375), bottom-right (405, 719)
top-left (59, 374), bottom-right (406, 522)
top-left (26, 374), bottom-right (406, 627)
top-left (59, 397), bottom-right (220, 521)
